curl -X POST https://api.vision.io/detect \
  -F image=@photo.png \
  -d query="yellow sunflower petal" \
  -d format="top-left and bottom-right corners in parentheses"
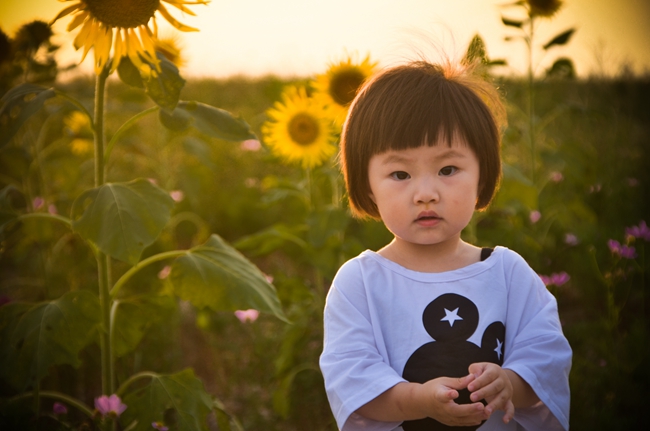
top-left (66, 10), bottom-right (88, 31)
top-left (157, 3), bottom-right (199, 32)
top-left (75, 19), bottom-right (96, 62)
top-left (50, 2), bottom-right (82, 25)
top-left (162, 0), bottom-right (197, 16)
top-left (93, 24), bottom-right (113, 74)
top-left (139, 25), bottom-right (161, 69)
top-left (110, 29), bottom-right (124, 73)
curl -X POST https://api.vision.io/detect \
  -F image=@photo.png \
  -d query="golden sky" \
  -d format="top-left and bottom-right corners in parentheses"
top-left (1, 0), bottom-right (649, 78)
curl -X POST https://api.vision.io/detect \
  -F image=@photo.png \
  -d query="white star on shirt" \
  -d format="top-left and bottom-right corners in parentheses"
top-left (494, 338), bottom-right (503, 360)
top-left (440, 307), bottom-right (463, 327)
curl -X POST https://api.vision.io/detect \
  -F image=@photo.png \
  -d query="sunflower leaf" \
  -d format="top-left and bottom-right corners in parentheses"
top-left (170, 234), bottom-right (288, 322)
top-left (234, 223), bottom-right (308, 256)
top-left (116, 56), bottom-right (145, 88)
top-left (0, 291), bottom-right (101, 391)
top-left (121, 369), bottom-right (212, 431)
top-left (71, 178), bottom-right (175, 265)
top-left (143, 52), bottom-right (186, 111)
top-left (0, 83), bottom-right (55, 148)
top-left (543, 28), bottom-right (576, 50)
top-left (163, 101), bottom-right (256, 141)
top-left (112, 295), bottom-right (177, 358)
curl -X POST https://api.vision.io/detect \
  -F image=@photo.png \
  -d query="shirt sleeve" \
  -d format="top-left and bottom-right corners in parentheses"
top-left (319, 259), bottom-right (406, 431)
top-left (501, 251), bottom-right (572, 431)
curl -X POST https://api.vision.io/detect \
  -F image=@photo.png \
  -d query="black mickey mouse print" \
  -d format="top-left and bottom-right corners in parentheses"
top-left (401, 293), bottom-right (506, 431)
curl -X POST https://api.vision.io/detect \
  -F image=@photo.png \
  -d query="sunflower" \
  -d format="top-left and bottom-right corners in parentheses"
top-left (312, 54), bottom-right (377, 127)
top-left (51, 0), bottom-right (209, 75)
top-left (527, 0), bottom-right (563, 18)
top-left (262, 86), bottom-right (336, 169)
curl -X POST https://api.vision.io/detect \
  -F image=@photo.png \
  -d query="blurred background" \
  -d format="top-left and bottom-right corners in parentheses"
top-left (2, 0), bottom-right (650, 79)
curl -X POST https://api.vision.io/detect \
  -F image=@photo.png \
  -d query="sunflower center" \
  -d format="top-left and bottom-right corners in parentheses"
top-left (84, 0), bottom-right (160, 28)
top-left (329, 68), bottom-right (366, 106)
top-left (288, 113), bottom-right (320, 146)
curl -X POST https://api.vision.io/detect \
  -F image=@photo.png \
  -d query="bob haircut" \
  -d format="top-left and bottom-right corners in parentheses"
top-left (340, 60), bottom-right (505, 219)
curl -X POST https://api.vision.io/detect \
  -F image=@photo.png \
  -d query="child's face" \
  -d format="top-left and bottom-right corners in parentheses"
top-left (367, 138), bottom-right (480, 250)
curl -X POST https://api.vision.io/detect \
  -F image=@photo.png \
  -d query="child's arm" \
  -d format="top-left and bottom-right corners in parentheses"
top-left (467, 362), bottom-right (540, 423)
top-left (356, 374), bottom-right (489, 427)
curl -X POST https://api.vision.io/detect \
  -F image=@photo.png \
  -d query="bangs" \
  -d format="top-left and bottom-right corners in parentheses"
top-left (351, 63), bottom-right (496, 154)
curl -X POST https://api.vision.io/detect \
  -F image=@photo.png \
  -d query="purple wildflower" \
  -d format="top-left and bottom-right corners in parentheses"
top-left (539, 272), bottom-right (570, 287)
top-left (53, 402), bottom-right (68, 415)
top-left (95, 394), bottom-right (127, 418)
top-left (625, 220), bottom-right (650, 241)
top-left (564, 233), bottom-right (579, 246)
top-left (608, 239), bottom-right (637, 259)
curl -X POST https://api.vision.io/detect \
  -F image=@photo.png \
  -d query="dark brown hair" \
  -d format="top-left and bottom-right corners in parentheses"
top-left (340, 60), bottom-right (506, 219)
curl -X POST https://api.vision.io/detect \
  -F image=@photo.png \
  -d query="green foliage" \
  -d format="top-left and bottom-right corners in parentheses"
top-left (120, 369), bottom-right (213, 431)
top-left (0, 291), bottom-right (101, 391)
top-left (170, 234), bottom-right (287, 320)
top-left (71, 179), bottom-right (175, 265)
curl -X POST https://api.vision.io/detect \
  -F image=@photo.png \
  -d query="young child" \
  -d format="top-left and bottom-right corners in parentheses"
top-left (319, 60), bottom-right (572, 431)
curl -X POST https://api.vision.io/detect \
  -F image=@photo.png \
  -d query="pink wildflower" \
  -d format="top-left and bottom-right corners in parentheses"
top-left (170, 190), bottom-right (184, 202)
top-left (33, 197), bottom-right (44, 210)
top-left (158, 265), bottom-right (171, 279)
top-left (94, 394), bottom-right (127, 418)
top-left (608, 239), bottom-right (637, 259)
top-left (235, 309), bottom-right (259, 323)
top-left (549, 171), bottom-right (563, 182)
top-left (529, 210), bottom-right (541, 224)
top-left (625, 220), bottom-right (650, 241)
top-left (241, 139), bottom-right (262, 151)
top-left (48, 204), bottom-right (58, 215)
top-left (539, 272), bottom-right (570, 287)
top-left (564, 233), bottom-right (579, 246)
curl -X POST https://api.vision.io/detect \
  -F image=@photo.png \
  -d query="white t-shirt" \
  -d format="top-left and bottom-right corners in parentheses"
top-left (320, 246), bottom-right (572, 431)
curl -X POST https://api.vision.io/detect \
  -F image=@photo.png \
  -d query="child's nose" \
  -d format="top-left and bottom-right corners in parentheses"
top-left (414, 177), bottom-right (440, 204)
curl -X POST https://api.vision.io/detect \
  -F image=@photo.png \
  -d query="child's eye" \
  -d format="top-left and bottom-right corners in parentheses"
top-left (439, 166), bottom-right (458, 176)
top-left (390, 171), bottom-right (410, 180)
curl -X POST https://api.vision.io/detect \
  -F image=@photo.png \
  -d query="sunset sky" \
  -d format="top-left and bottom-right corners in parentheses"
top-left (1, 0), bottom-right (649, 79)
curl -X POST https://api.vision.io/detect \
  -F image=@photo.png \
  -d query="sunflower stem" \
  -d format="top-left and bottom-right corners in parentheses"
top-left (528, 15), bottom-right (536, 184)
top-left (93, 66), bottom-right (114, 396)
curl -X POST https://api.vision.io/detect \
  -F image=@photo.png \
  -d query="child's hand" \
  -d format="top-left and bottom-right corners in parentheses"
top-left (467, 362), bottom-right (515, 423)
top-left (418, 374), bottom-right (489, 427)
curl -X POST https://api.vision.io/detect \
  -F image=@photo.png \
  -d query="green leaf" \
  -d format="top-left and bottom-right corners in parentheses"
top-left (0, 83), bottom-right (55, 148)
top-left (121, 369), bottom-right (212, 431)
top-left (0, 291), bottom-right (101, 391)
top-left (0, 185), bottom-right (19, 231)
top-left (71, 179), bottom-right (175, 265)
top-left (543, 28), bottom-right (576, 50)
top-left (143, 53), bottom-right (186, 111)
top-left (465, 34), bottom-right (488, 64)
top-left (170, 234), bottom-right (288, 322)
top-left (162, 101), bottom-right (256, 142)
top-left (116, 56), bottom-right (145, 89)
top-left (112, 295), bottom-right (177, 358)
top-left (501, 16), bottom-right (523, 28)
top-left (234, 224), bottom-right (308, 256)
